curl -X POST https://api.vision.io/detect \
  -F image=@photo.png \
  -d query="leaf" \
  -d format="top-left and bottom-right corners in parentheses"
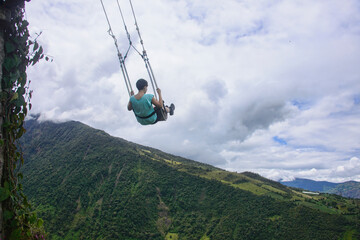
top-left (0, 186), bottom-right (10, 201)
top-left (4, 210), bottom-right (14, 221)
top-left (5, 42), bottom-right (16, 54)
top-left (10, 228), bottom-right (22, 240)
top-left (17, 129), bottom-right (25, 139)
top-left (23, 107), bottom-right (28, 116)
top-left (37, 218), bottom-right (44, 228)
top-left (23, 20), bottom-right (29, 28)
top-left (15, 95), bottom-right (26, 107)
top-left (0, 92), bottom-right (8, 100)
top-left (19, 112), bottom-right (25, 121)
top-left (14, 106), bottom-right (21, 115)
top-left (11, 92), bottom-right (19, 101)
top-left (17, 86), bottom-right (26, 96)
top-left (10, 70), bottom-right (21, 84)
top-left (4, 56), bottom-right (19, 71)
top-left (32, 52), bottom-right (40, 65)
top-left (18, 172), bottom-right (23, 180)
top-left (29, 214), bottom-right (37, 224)
top-left (0, 188), bottom-right (10, 201)
top-left (33, 41), bottom-right (39, 51)
top-left (20, 72), bottom-right (27, 87)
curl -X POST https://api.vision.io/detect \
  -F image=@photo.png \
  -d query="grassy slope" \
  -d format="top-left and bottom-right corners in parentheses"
top-left (20, 120), bottom-right (360, 240)
top-left (143, 148), bottom-right (360, 217)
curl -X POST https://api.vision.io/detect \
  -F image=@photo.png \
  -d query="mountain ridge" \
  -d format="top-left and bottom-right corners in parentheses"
top-left (281, 178), bottom-right (360, 199)
top-left (19, 119), bottom-right (360, 239)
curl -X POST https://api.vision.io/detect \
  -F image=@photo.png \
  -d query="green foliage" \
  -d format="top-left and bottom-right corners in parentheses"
top-left (0, 182), bottom-right (10, 201)
top-left (165, 233), bottom-right (179, 240)
top-left (342, 228), bottom-right (359, 240)
top-left (19, 120), bottom-right (360, 240)
top-left (1, 1), bottom-right (49, 239)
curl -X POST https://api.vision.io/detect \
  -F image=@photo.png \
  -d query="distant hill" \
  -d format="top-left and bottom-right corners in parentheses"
top-left (19, 119), bottom-right (360, 240)
top-left (328, 181), bottom-right (360, 199)
top-left (281, 178), bottom-right (360, 198)
top-left (281, 178), bottom-right (338, 192)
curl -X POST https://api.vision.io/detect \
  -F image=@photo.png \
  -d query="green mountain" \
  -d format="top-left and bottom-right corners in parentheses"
top-left (328, 182), bottom-right (360, 199)
top-left (19, 119), bottom-right (360, 240)
top-left (281, 179), bottom-right (360, 199)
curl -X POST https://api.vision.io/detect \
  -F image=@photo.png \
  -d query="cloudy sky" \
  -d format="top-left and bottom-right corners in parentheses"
top-left (25, 0), bottom-right (360, 182)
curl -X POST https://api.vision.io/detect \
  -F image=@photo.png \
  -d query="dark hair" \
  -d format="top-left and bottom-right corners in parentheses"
top-left (136, 79), bottom-right (148, 91)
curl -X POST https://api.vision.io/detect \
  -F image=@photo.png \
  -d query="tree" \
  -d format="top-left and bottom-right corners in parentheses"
top-left (0, 4), bottom-right (12, 239)
top-left (0, 0), bottom-right (46, 239)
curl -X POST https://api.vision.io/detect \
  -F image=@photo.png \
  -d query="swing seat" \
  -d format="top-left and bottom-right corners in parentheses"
top-left (155, 105), bottom-right (168, 122)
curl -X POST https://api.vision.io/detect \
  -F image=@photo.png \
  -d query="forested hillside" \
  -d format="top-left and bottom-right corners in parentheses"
top-left (19, 119), bottom-right (360, 240)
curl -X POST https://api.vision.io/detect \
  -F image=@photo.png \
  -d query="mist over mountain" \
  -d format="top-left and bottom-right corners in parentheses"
top-left (19, 119), bottom-right (360, 239)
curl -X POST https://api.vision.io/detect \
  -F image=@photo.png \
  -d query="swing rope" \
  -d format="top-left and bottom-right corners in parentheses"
top-left (101, 0), bottom-right (160, 100)
top-left (100, 0), bottom-right (133, 97)
top-left (128, 0), bottom-right (159, 99)
top-left (116, 0), bottom-right (133, 60)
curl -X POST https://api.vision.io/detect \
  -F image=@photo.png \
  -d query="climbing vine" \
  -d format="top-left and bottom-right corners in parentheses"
top-left (1, 0), bottom-right (47, 239)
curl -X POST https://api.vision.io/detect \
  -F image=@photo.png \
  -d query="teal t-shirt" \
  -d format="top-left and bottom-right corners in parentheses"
top-left (130, 94), bottom-right (157, 125)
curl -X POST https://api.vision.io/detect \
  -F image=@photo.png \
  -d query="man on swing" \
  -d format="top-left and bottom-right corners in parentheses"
top-left (127, 79), bottom-right (175, 125)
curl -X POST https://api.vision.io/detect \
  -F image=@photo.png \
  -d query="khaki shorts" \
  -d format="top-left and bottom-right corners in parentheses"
top-left (153, 106), bottom-right (168, 124)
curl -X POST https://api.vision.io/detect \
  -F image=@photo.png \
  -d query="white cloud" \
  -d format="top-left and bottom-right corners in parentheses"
top-left (256, 157), bottom-right (360, 183)
top-left (25, 0), bottom-right (360, 182)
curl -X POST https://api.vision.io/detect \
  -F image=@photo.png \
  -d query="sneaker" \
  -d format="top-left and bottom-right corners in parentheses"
top-left (170, 103), bottom-right (175, 115)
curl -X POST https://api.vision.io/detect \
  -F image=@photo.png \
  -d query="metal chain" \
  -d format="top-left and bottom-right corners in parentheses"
top-left (128, 0), bottom-right (159, 99)
top-left (100, 0), bottom-right (160, 99)
top-left (100, 0), bottom-right (133, 97)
